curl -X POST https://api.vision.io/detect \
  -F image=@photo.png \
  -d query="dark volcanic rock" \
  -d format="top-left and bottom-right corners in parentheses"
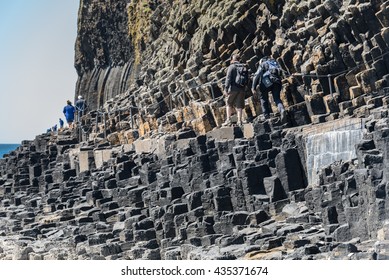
top-left (3, 0), bottom-right (389, 261)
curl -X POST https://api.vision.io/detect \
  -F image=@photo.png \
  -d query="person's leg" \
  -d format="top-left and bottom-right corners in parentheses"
top-left (235, 90), bottom-right (245, 125)
top-left (226, 105), bottom-right (232, 120)
top-left (271, 83), bottom-right (284, 113)
top-left (223, 91), bottom-right (238, 125)
top-left (259, 84), bottom-right (271, 118)
top-left (271, 83), bottom-right (288, 122)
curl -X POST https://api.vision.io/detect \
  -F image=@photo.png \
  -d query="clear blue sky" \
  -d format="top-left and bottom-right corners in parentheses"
top-left (0, 1), bottom-right (80, 143)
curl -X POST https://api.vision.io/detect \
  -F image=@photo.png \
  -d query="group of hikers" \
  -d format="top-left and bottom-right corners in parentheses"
top-left (49, 53), bottom-right (283, 134)
top-left (63, 95), bottom-right (88, 129)
top-left (223, 53), bottom-right (286, 126)
top-left (48, 95), bottom-right (87, 133)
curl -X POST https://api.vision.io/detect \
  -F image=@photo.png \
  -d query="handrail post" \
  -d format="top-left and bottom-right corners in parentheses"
top-left (95, 112), bottom-right (99, 133)
top-left (328, 74), bottom-right (333, 98)
top-left (78, 124), bottom-right (81, 143)
top-left (210, 84), bottom-right (215, 99)
top-left (130, 107), bottom-right (133, 129)
top-left (103, 111), bottom-right (107, 139)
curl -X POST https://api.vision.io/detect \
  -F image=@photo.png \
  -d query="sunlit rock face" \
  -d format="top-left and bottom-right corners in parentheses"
top-left (4, 0), bottom-right (389, 261)
top-left (75, 0), bottom-right (389, 137)
top-left (304, 118), bottom-right (365, 185)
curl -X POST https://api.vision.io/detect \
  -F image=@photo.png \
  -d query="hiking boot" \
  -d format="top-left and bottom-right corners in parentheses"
top-left (222, 119), bottom-right (232, 126)
top-left (237, 120), bottom-right (248, 126)
top-left (280, 110), bottom-right (287, 123)
top-left (260, 114), bottom-right (270, 122)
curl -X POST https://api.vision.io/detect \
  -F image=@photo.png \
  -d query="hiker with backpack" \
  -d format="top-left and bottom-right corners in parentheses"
top-left (223, 53), bottom-right (249, 126)
top-left (252, 56), bottom-right (286, 122)
top-left (75, 95), bottom-right (87, 121)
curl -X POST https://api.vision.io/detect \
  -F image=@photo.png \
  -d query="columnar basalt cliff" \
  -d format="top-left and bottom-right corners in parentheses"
top-left (75, 0), bottom-right (389, 139)
top-left (2, 0), bottom-right (389, 260)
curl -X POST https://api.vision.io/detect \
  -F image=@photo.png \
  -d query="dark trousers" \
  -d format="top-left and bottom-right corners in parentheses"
top-left (259, 82), bottom-right (284, 116)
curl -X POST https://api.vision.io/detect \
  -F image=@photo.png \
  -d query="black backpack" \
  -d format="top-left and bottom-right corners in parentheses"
top-left (261, 58), bottom-right (282, 83)
top-left (234, 63), bottom-right (249, 88)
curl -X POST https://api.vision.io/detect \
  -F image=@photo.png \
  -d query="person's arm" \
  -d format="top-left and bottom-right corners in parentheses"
top-left (224, 65), bottom-right (234, 96)
top-left (278, 67), bottom-right (284, 79)
top-left (252, 67), bottom-right (262, 94)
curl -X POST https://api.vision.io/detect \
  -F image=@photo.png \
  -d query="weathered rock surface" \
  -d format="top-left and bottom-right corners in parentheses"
top-left (3, 0), bottom-right (389, 260)
top-left (3, 88), bottom-right (389, 260)
top-left (75, 0), bottom-right (389, 141)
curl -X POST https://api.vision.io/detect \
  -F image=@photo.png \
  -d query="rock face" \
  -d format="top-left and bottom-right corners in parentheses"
top-left (304, 118), bottom-right (364, 185)
top-left (2, 92), bottom-right (389, 259)
top-left (75, 0), bottom-right (134, 109)
top-left (75, 0), bottom-right (389, 135)
top-left (3, 0), bottom-right (389, 260)
top-left (73, 0), bottom-right (389, 148)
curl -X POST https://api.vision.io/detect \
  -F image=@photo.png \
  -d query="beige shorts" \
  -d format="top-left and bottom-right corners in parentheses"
top-left (226, 87), bottom-right (245, 109)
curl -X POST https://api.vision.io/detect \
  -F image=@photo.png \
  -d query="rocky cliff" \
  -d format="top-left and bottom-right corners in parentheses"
top-left (2, 0), bottom-right (389, 260)
top-left (75, 0), bottom-right (389, 139)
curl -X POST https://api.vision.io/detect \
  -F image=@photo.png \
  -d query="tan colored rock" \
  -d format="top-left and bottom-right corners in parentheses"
top-left (209, 103), bottom-right (225, 127)
top-left (190, 101), bottom-right (210, 119)
top-left (206, 126), bottom-right (242, 140)
top-left (117, 132), bottom-right (127, 144)
top-left (246, 96), bottom-right (262, 118)
top-left (182, 106), bottom-right (195, 121)
top-left (124, 129), bottom-right (139, 144)
top-left (323, 94), bottom-right (340, 113)
top-left (357, 69), bottom-right (378, 94)
top-left (349, 86), bottom-right (363, 99)
top-left (132, 139), bottom-right (156, 154)
top-left (382, 27), bottom-right (389, 48)
top-left (139, 121), bottom-right (151, 137)
top-left (191, 115), bottom-right (213, 135)
top-left (334, 75), bottom-right (351, 101)
top-left (107, 132), bottom-right (120, 145)
top-left (174, 110), bottom-right (184, 123)
top-left (310, 80), bottom-right (322, 95)
top-left (352, 95), bottom-right (366, 108)
top-left (79, 150), bottom-right (93, 173)
top-left (311, 47), bottom-right (326, 67)
top-left (375, 79), bottom-right (387, 91)
top-left (243, 123), bottom-right (255, 139)
top-left (94, 149), bottom-right (113, 169)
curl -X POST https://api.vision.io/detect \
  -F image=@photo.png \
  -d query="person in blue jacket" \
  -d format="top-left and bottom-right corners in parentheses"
top-left (59, 118), bottom-right (64, 130)
top-left (63, 100), bottom-right (75, 129)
